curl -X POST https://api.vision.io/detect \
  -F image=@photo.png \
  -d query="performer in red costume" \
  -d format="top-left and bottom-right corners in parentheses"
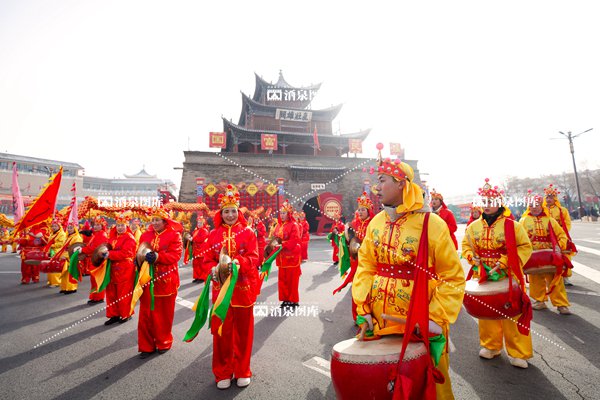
top-left (430, 189), bottom-right (458, 249)
top-left (467, 205), bottom-right (482, 226)
top-left (18, 228), bottom-right (46, 284)
top-left (333, 192), bottom-right (374, 322)
top-left (201, 185), bottom-right (259, 389)
top-left (271, 200), bottom-right (302, 309)
top-left (81, 216), bottom-right (109, 304)
top-left (103, 213), bottom-right (137, 325)
top-left (137, 207), bottom-right (183, 359)
top-left (328, 212), bottom-right (345, 265)
top-left (191, 215), bottom-right (210, 283)
top-left (298, 212), bottom-right (310, 262)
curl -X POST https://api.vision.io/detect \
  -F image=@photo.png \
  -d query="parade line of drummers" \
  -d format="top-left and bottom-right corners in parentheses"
top-left (1, 144), bottom-right (579, 399)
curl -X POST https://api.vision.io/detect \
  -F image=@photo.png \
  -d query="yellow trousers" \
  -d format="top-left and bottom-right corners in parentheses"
top-left (479, 316), bottom-right (532, 359)
top-left (436, 351), bottom-right (454, 400)
top-left (47, 272), bottom-right (61, 286)
top-left (1, 244), bottom-right (7, 252)
top-left (60, 261), bottom-right (78, 292)
top-left (529, 273), bottom-right (569, 307)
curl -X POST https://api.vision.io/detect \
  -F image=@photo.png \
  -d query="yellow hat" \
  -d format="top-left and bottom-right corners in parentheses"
top-left (218, 185), bottom-right (240, 209)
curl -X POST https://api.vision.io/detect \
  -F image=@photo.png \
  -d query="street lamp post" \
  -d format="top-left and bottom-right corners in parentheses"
top-left (558, 128), bottom-right (593, 219)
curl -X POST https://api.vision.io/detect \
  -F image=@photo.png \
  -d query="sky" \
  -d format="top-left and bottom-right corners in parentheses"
top-left (1, 0), bottom-right (599, 200)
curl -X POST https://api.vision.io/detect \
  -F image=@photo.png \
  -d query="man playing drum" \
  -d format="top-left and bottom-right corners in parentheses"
top-left (462, 179), bottom-right (533, 369)
top-left (352, 144), bottom-right (465, 399)
top-left (519, 193), bottom-right (572, 315)
top-left (543, 184), bottom-right (576, 286)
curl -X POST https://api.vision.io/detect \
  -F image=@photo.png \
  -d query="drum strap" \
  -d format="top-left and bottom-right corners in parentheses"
top-left (546, 222), bottom-right (573, 295)
top-left (504, 218), bottom-right (532, 336)
top-left (559, 209), bottom-right (577, 253)
top-left (393, 213), bottom-right (443, 400)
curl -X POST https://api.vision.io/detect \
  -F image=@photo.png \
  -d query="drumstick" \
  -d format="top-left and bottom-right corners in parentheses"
top-left (381, 313), bottom-right (404, 324)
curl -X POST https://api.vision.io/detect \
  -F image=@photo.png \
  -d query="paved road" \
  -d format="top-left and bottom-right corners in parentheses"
top-left (0, 222), bottom-right (598, 399)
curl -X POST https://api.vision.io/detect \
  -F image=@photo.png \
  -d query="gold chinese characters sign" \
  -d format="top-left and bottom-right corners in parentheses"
top-left (265, 184), bottom-right (278, 196)
top-left (261, 134), bottom-right (278, 151)
top-left (246, 183), bottom-right (258, 196)
top-left (209, 132), bottom-right (227, 149)
top-left (204, 184), bottom-right (217, 197)
top-left (349, 139), bottom-right (362, 154)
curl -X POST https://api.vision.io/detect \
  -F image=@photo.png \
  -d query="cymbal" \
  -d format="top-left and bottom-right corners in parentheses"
top-left (91, 243), bottom-right (111, 267)
top-left (136, 242), bottom-right (153, 267)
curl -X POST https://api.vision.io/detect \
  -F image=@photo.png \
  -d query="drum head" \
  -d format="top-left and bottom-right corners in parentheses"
top-left (465, 278), bottom-right (518, 295)
top-left (332, 335), bottom-right (427, 363)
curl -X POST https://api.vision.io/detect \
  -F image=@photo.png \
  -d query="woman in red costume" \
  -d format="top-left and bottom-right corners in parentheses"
top-left (191, 215), bottom-right (210, 283)
top-left (201, 185), bottom-right (259, 389)
top-left (102, 213), bottom-right (137, 325)
top-left (137, 207), bottom-right (183, 358)
top-left (81, 216), bottom-right (109, 304)
top-left (298, 212), bottom-right (310, 262)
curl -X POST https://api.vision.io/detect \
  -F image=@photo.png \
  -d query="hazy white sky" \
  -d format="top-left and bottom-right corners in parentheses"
top-left (1, 0), bottom-right (599, 199)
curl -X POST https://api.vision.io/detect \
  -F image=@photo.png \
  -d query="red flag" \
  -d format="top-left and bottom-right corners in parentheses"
top-left (13, 167), bottom-right (63, 236)
top-left (313, 126), bottom-right (321, 152)
top-left (11, 162), bottom-right (24, 223)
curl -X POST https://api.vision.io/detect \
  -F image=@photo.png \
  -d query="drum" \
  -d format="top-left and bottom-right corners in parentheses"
top-left (24, 250), bottom-right (49, 265)
top-left (523, 249), bottom-right (562, 275)
top-left (463, 278), bottom-right (523, 319)
top-left (331, 336), bottom-right (428, 400)
top-left (40, 259), bottom-right (64, 273)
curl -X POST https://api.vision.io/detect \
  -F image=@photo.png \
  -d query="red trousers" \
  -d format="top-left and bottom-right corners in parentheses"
top-left (332, 243), bottom-right (339, 263)
top-left (89, 273), bottom-right (105, 301)
top-left (278, 266), bottom-right (301, 303)
top-left (20, 260), bottom-right (39, 283)
top-left (106, 279), bottom-right (135, 319)
top-left (301, 241), bottom-right (308, 260)
top-left (213, 306), bottom-right (254, 382)
top-left (192, 257), bottom-right (209, 280)
top-left (138, 289), bottom-right (176, 352)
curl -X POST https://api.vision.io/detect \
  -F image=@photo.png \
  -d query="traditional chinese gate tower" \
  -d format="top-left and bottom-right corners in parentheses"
top-left (180, 71), bottom-right (421, 233)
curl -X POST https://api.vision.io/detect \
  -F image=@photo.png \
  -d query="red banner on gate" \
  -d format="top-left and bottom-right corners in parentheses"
top-left (261, 134), bottom-right (278, 151)
top-left (348, 139), bottom-right (362, 154)
top-left (209, 132), bottom-right (227, 148)
top-left (390, 142), bottom-right (404, 158)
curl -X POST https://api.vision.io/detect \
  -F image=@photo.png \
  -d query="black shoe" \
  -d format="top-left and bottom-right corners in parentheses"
top-left (280, 301), bottom-right (289, 309)
top-left (333, 261), bottom-right (339, 266)
top-left (87, 299), bottom-right (104, 305)
top-left (104, 317), bottom-right (120, 326)
top-left (192, 278), bottom-right (204, 283)
top-left (118, 316), bottom-right (132, 324)
top-left (63, 290), bottom-right (77, 295)
top-left (59, 290), bottom-right (66, 293)
top-left (157, 348), bottom-right (170, 355)
top-left (139, 351), bottom-right (155, 359)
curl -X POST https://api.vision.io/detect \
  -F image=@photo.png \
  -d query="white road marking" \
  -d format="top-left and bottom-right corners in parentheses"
top-left (575, 245), bottom-right (600, 257)
top-left (572, 261), bottom-right (600, 285)
top-left (176, 296), bottom-right (195, 309)
top-left (0, 271), bottom-right (20, 274)
top-left (448, 338), bottom-right (456, 353)
top-left (566, 289), bottom-right (600, 297)
top-left (579, 239), bottom-right (600, 245)
top-left (572, 335), bottom-right (585, 344)
top-left (302, 356), bottom-right (331, 378)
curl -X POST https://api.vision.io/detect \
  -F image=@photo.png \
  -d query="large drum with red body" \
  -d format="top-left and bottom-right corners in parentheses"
top-left (331, 335), bottom-right (428, 400)
top-left (523, 249), bottom-right (562, 275)
top-left (40, 259), bottom-right (64, 273)
top-left (24, 250), bottom-right (49, 265)
top-left (463, 278), bottom-right (523, 320)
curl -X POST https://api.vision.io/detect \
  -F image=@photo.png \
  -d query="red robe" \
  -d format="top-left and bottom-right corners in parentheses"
top-left (255, 220), bottom-right (267, 266)
top-left (300, 220), bottom-right (310, 261)
top-left (272, 217), bottom-right (302, 303)
top-left (106, 228), bottom-right (137, 319)
top-left (19, 235), bottom-right (45, 284)
top-left (138, 222), bottom-right (183, 353)
top-left (330, 221), bottom-right (345, 263)
top-left (191, 226), bottom-right (209, 280)
top-left (202, 212), bottom-right (259, 381)
top-left (81, 230), bottom-right (109, 301)
top-left (435, 206), bottom-right (458, 249)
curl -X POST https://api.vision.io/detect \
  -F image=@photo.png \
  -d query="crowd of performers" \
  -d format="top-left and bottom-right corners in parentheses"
top-left (0, 146), bottom-right (580, 399)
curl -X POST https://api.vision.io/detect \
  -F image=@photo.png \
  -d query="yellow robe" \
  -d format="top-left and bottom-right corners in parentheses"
top-left (59, 231), bottom-right (83, 292)
top-left (547, 204), bottom-right (575, 277)
top-left (47, 229), bottom-right (67, 286)
top-left (353, 210), bottom-right (465, 400)
top-left (462, 215), bottom-right (533, 359)
top-left (1, 230), bottom-right (10, 252)
top-left (519, 214), bottom-right (569, 307)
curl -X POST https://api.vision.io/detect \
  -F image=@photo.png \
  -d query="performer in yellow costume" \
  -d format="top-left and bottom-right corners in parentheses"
top-left (520, 193), bottom-right (571, 315)
top-left (1, 228), bottom-right (10, 252)
top-left (58, 222), bottom-right (83, 294)
top-left (352, 145), bottom-right (465, 400)
top-left (462, 179), bottom-right (533, 369)
top-left (45, 218), bottom-right (67, 287)
top-left (543, 184), bottom-right (576, 286)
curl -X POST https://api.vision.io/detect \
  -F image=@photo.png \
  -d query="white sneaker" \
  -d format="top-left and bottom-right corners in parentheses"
top-left (216, 379), bottom-right (231, 390)
top-left (509, 357), bottom-right (528, 369)
top-left (532, 301), bottom-right (547, 310)
top-left (237, 377), bottom-right (251, 387)
top-left (479, 348), bottom-right (501, 359)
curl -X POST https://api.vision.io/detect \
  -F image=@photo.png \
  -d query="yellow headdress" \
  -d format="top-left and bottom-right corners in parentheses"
top-left (218, 185), bottom-right (240, 209)
top-left (356, 191), bottom-right (373, 210)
